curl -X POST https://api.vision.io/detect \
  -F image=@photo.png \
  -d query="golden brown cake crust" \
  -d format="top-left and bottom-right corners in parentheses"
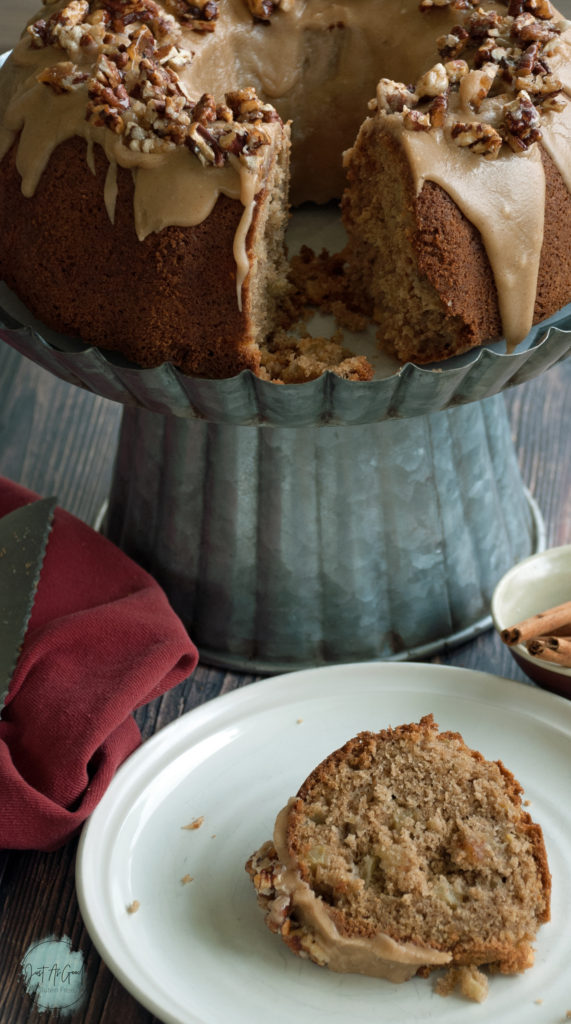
top-left (0, 136), bottom-right (263, 378)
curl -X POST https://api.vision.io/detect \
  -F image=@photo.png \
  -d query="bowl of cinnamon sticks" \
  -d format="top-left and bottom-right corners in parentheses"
top-left (492, 544), bottom-right (571, 698)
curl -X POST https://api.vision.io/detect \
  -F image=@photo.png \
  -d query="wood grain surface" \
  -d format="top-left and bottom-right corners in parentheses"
top-left (0, 4), bottom-right (569, 1020)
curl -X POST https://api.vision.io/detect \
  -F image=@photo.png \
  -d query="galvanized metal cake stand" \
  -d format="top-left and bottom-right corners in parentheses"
top-left (1, 265), bottom-right (570, 672)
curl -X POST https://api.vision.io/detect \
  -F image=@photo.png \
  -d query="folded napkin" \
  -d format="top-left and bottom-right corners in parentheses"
top-left (0, 478), bottom-right (198, 851)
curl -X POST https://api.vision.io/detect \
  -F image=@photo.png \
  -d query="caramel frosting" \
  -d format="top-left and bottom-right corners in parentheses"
top-left (0, 0), bottom-right (474, 202)
top-left (266, 801), bottom-right (451, 981)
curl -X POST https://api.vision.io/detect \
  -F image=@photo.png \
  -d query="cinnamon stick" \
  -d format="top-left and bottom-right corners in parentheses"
top-left (525, 635), bottom-right (571, 668)
top-left (500, 600), bottom-right (571, 646)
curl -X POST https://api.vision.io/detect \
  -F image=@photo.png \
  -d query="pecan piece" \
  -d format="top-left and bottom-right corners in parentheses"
top-left (429, 91), bottom-right (449, 127)
top-left (444, 58), bottom-right (470, 83)
top-left (437, 25), bottom-right (469, 58)
top-left (226, 86), bottom-right (280, 123)
top-left (187, 121), bottom-right (218, 164)
top-left (37, 60), bottom-right (89, 93)
top-left (502, 89), bottom-right (542, 150)
top-left (420, 0), bottom-right (473, 9)
top-left (243, 0), bottom-right (279, 21)
top-left (512, 11), bottom-right (560, 42)
top-left (475, 37), bottom-right (511, 67)
top-left (523, 0), bottom-right (557, 18)
top-left (460, 62), bottom-right (498, 109)
top-left (403, 107), bottom-right (432, 130)
top-left (88, 102), bottom-right (126, 133)
top-left (175, 0), bottom-right (219, 31)
top-left (451, 120), bottom-right (503, 157)
top-left (514, 71), bottom-right (563, 96)
top-left (465, 8), bottom-right (505, 38)
top-left (376, 78), bottom-right (417, 113)
top-left (416, 62), bottom-right (450, 98)
top-left (27, 19), bottom-right (50, 49)
top-left (192, 92), bottom-right (217, 124)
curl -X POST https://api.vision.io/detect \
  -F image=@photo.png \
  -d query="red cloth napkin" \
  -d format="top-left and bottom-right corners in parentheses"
top-left (0, 479), bottom-right (198, 851)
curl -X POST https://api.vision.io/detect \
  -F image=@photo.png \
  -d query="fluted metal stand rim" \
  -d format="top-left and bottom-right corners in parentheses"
top-left (0, 284), bottom-right (569, 425)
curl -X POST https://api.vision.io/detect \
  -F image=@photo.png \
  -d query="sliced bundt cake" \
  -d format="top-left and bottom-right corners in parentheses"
top-left (246, 715), bottom-right (551, 997)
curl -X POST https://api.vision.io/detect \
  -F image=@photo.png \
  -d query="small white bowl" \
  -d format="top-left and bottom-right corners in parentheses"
top-left (491, 544), bottom-right (571, 699)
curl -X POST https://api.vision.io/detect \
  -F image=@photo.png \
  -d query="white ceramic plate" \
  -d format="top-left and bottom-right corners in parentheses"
top-left (76, 663), bottom-right (571, 1024)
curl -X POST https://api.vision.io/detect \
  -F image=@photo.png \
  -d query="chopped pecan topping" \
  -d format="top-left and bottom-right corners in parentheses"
top-left (103, 0), bottom-right (178, 38)
top-left (509, 0), bottom-right (557, 18)
top-left (461, 62), bottom-right (498, 109)
top-left (437, 26), bottom-right (470, 58)
top-left (514, 70), bottom-right (563, 95)
top-left (225, 87), bottom-right (281, 124)
top-left (37, 60), bottom-right (90, 93)
top-left (451, 120), bottom-right (503, 157)
top-left (416, 62), bottom-right (450, 98)
top-left (403, 107), bottom-right (432, 130)
top-left (512, 11), bottom-right (560, 42)
top-left (28, 0), bottom-right (176, 59)
top-left (407, 0), bottom-right (568, 158)
top-left (429, 91), bottom-right (449, 127)
top-left (192, 92), bottom-right (217, 123)
top-left (444, 58), bottom-right (470, 82)
top-left (27, 0), bottom-right (107, 58)
top-left (514, 41), bottom-right (549, 75)
top-left (465, 8), bottom-right (504, 39)
top-left (243, 0), bottom-right (279, 21)
top-left (28, 3), bottom-right (281, 165)
top-left (376, 78), bottom-right (417, 113)
top-left (167, 0), bottom-right (219, 32)
top-left (420, 0), bottom-right (473, 10)
top-left (501, 88), bottom-right (542, 149)
top-left (475, 37), bottom-right (510, 66)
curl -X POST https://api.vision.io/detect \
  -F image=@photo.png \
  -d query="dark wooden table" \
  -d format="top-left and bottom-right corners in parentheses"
top-left (0, 8), bottom-right (570, 1023)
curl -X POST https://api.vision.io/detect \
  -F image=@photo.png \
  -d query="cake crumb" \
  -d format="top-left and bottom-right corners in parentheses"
top-left (180, 874), bottom-right (194, 885)
top-left (435, 964), bottom-right (488, 1003)
top-left (126, 900), bottom-right (140, 914)
top-left (296, 718), bottom-right (303, 724)
top-left (259, 328), bottom-right (372, 383)
top-left (533, 998), bottom-right (542, 1004)
top-left (182, 816), bottom-right (204, 830)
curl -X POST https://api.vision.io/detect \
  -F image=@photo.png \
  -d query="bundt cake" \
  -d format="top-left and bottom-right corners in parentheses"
top-left (0, 0), bottom-right (569, 377)
top-left (245, 715), bottom-right (551, 999)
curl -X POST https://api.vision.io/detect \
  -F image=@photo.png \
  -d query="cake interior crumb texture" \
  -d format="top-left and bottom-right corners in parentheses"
top-left (289, 716), bottom-right (550, 968)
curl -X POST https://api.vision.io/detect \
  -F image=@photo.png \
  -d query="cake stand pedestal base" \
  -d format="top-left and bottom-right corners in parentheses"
top-left (105, 392), bottom-right (543, 672)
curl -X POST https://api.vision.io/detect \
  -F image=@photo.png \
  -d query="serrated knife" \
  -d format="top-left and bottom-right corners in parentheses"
top-left (0, 496), bottom-right (57, 716)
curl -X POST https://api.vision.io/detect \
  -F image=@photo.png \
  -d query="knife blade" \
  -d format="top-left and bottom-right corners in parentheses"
top-left (0, 496), bottom-right (57, 716)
